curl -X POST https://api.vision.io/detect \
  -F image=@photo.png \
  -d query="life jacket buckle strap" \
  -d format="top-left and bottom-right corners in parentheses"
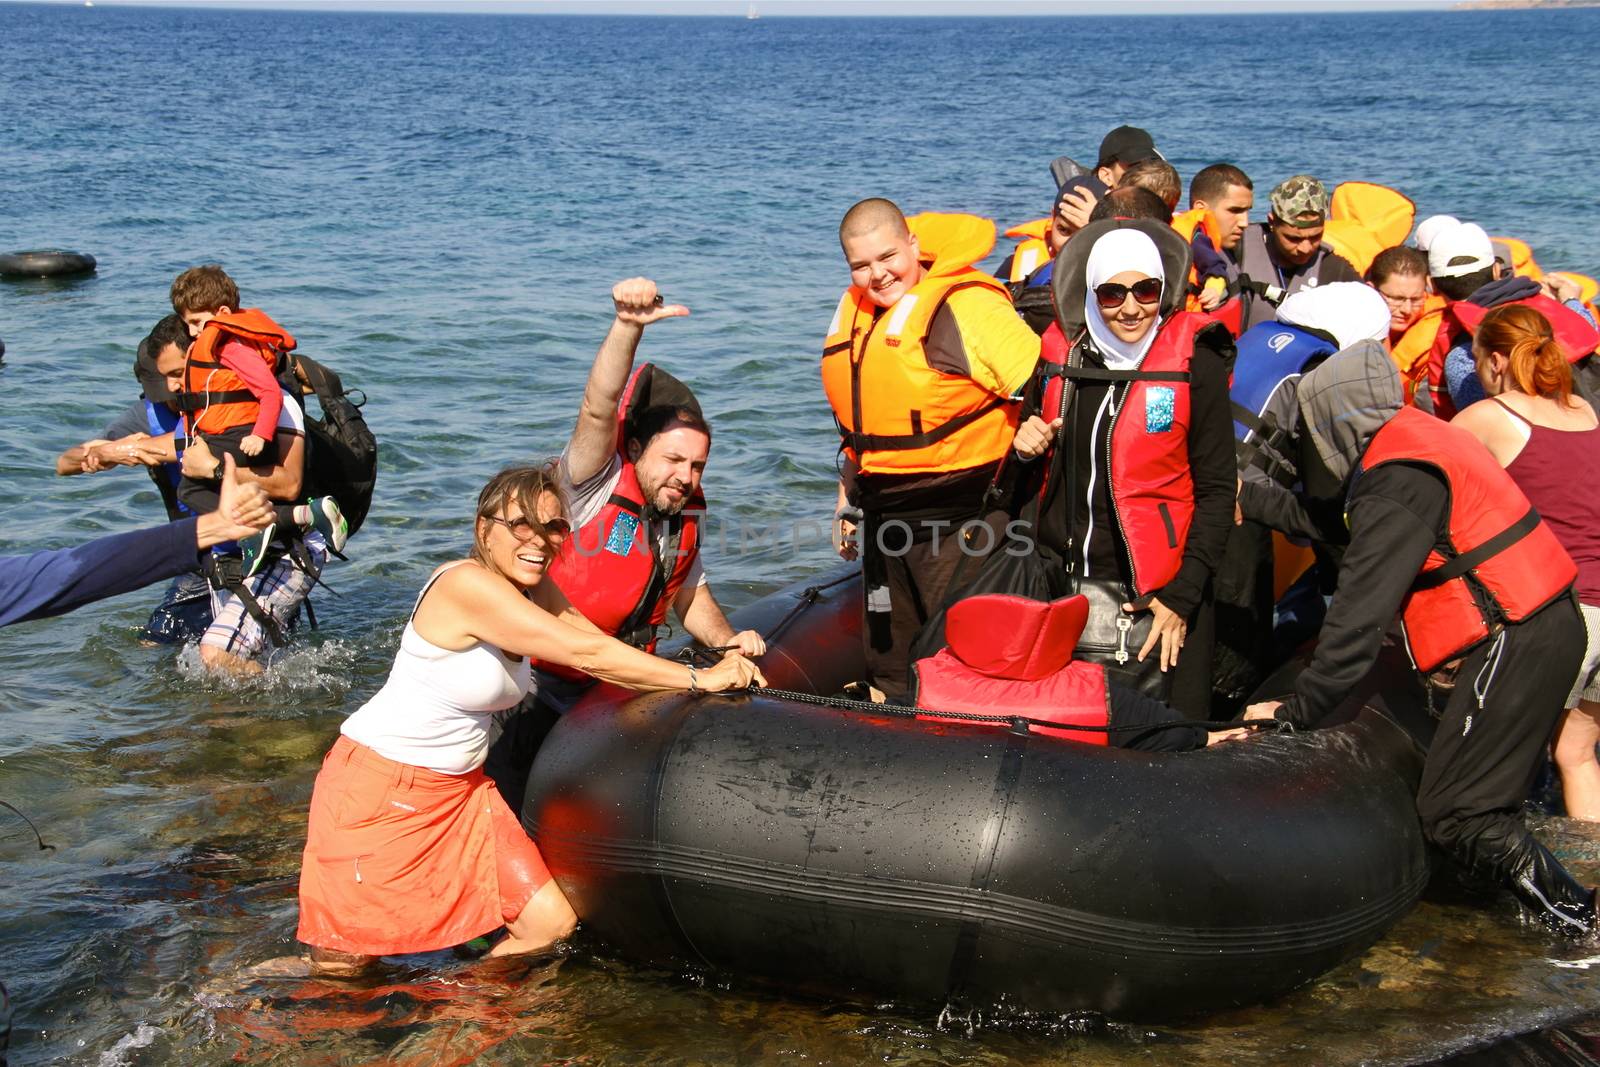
top-left (1414, 507), bottom-right (1541, 590)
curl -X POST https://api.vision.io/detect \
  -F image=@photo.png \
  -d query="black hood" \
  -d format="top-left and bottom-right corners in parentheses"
top-left (1050, 218), bottom-right (1193, 340)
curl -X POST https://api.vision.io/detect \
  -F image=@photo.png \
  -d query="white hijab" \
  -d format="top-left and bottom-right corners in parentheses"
top-left (1083, 229), bottom-right (1166, 370)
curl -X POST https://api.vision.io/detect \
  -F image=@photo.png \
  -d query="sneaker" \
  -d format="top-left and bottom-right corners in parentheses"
top-left (239, 523), bottom-right (276, 581)
top-left (308, 497), bottom-right (349, 554)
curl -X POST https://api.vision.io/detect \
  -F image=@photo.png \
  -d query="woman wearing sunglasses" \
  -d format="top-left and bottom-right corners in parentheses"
top-left (294, 464), bottom-right (765, 975)
top-left (1013, 221), bottom-right (1237, 719)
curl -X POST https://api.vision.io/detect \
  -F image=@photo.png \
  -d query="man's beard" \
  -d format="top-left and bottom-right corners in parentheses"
top-left (638, 472), bottom-right (689, 523)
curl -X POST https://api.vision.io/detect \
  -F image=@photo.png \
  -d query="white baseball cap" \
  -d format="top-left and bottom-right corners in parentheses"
top-left (1413, 214), bottom-right (1460, 252)
top-left (1428, 222), bottom-right (1495, 279)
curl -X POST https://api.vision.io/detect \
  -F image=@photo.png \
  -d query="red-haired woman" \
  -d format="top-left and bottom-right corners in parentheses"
top-left (1453, 305), bottom-right (1600, 820)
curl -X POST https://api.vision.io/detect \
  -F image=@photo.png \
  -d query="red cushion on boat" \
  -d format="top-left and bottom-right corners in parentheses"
top-left (944, 594), bottom-right (1089, 681)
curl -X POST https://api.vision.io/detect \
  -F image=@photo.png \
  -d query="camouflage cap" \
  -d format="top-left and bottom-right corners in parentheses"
top-left (1269, 175), bottom-right (1330, 226)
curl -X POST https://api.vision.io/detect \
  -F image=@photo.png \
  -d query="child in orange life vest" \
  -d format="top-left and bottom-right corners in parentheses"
top-left (170, 265), bottom-right (348, 573)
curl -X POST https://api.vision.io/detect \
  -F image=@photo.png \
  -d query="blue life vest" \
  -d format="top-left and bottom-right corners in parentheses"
top-left (1230, 321), bottom-right (1338, 484)
top-left (1230, 322), bottom-right (1338, 441)
top-left (144, 398), bottom-right (193, 518)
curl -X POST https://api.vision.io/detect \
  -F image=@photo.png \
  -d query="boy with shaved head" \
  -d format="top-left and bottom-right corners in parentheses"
top-left (823, 198), bottom-right (1041, 698)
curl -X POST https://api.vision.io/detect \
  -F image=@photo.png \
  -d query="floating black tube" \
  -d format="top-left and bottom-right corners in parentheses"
top-left (524, 570), bottom-right (1428, 1018)
top-left (0, 250), bottom-right (97, 278)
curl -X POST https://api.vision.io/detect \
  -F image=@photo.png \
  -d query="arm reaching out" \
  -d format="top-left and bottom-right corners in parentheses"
top-left (416, 563), bottom-right (765, 693)
top-left (565, 278), bottom-right (690, 485)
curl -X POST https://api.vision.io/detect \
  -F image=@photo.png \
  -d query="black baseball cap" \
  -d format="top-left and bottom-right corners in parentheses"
top-left (1096, 126), bottom-right (1159, 170)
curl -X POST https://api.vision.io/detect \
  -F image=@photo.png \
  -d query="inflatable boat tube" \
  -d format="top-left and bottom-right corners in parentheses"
top-left (524, 570), bottom-right (1429, 1019)
top-left (0, 250), bottom-right (97, 278)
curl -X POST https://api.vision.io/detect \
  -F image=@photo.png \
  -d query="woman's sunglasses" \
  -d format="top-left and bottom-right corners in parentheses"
top-left (487, 514), bottom-right (572, 541)
top-left (1093, 277), bottom-right (1163, 310)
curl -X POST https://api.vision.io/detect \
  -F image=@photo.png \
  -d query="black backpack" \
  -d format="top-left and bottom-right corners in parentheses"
top-left (285, 354), bottom-right (378, 539)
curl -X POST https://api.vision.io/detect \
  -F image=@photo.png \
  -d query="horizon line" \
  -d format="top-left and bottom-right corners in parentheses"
top-left (13, 0), bottom-right (1477, 17)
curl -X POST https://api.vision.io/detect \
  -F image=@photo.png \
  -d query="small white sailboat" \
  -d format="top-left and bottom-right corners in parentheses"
top-left (746, 3), bottom-right (759, 19)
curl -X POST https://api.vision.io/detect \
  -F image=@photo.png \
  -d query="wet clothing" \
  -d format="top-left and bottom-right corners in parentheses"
top-left (100, 398), bottom-right (188, 522)
top-left (96, 397), bottom-right (215, 640)
top-left (298, 563), bottom-right (555, 956)
top-left (1233, 223), bottom-right (1361, 331)
top-left (0, 517), bottom-right (202, 628)
top-left (1241, 462), bottom-right (1592, 926)
top-left (200, 533), bottom-right (325, 662)
top-left (296, 735), bottom-right (552, 957)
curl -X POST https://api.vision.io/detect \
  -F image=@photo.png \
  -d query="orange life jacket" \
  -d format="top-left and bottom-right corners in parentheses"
top-left (1359, 406), bottom-right (1576, 672)
top-left (1171, 207), bottom-right (1224, 311)
top-left (1393, 294), bottom-right (1448, 407)
top-left (821, 213), bottom-right (1023, 476)
top-left (1004, 218), bottom-right (1051, 283)
top-left (911, 592), bottom-right (1110, 744)
top-left (181, 309), bottom-right (295, 436)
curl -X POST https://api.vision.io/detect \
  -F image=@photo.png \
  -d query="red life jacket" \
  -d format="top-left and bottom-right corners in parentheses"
top-left (1036, 312), bottom-right (1209, 597)
top-left (911, 593), bottom-right (1109, 744)
top-left (1203, 295), bottom-right (1243, 339)
top-left (1360, 406), bottom-right (1577, 672)
top-left (1421, 293), bottom-right (1600, 419)
top-left (541, 365), bottom-right (704, 681)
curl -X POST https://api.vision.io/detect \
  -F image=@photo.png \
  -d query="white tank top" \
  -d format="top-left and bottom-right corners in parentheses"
top-left (341, 562), bottom-right (533, 775)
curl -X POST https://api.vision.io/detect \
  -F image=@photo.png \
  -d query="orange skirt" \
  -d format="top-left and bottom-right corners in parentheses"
top-left (296, 735), bottom-right (551, 956)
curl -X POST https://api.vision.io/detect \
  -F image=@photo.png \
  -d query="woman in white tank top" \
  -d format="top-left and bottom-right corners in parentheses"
top-left (295, 464), bottom-right (765, 975)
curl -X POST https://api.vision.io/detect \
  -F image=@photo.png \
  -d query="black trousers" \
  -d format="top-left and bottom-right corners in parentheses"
top-left (863, 516), bottom-right (998, 701)
top-left (1417, 595), bottom-right (1585, 899)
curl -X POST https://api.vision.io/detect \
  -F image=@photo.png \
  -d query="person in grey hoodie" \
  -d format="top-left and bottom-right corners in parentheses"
top-left (1235, 343), bottom-right (1595, 938)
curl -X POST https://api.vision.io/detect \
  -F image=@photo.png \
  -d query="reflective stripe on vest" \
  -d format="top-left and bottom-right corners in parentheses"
top-left (820, 273), bottom-right (1022, 475)
top-left (1008, 239), bottom-right (1047, 283)
top-left (181, 308), bottom-right (295, 437)
top-left (1360, 406), bottom-right (1576, 672)
top-left (911, 649), bottom-right (1110, 745)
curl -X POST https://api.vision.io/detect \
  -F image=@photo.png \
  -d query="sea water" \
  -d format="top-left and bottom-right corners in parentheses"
top-left (4, 3), bottom-right (1600, 1063)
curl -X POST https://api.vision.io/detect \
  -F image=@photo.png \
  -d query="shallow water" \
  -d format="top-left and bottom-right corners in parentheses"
top-left (5, 3), bottom-right (1600, 1063)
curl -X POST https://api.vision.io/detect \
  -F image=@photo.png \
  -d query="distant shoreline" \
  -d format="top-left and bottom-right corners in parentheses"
top-left (1455, 0), bottom-right (1600, 8)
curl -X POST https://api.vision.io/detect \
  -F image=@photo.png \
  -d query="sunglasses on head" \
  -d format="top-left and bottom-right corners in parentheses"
top-left (1093, 277), bottom-right (1163, 309)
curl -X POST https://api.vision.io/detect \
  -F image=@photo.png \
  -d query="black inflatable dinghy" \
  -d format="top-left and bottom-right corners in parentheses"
top-left (523, 570), bottom-right (1428, 1018)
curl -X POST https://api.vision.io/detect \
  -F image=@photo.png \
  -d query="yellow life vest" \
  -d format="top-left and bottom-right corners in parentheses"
top-left (1491, 236), bottom-right (1544, 282)
top-left (1325, 182), bottom-right (1416, 275)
